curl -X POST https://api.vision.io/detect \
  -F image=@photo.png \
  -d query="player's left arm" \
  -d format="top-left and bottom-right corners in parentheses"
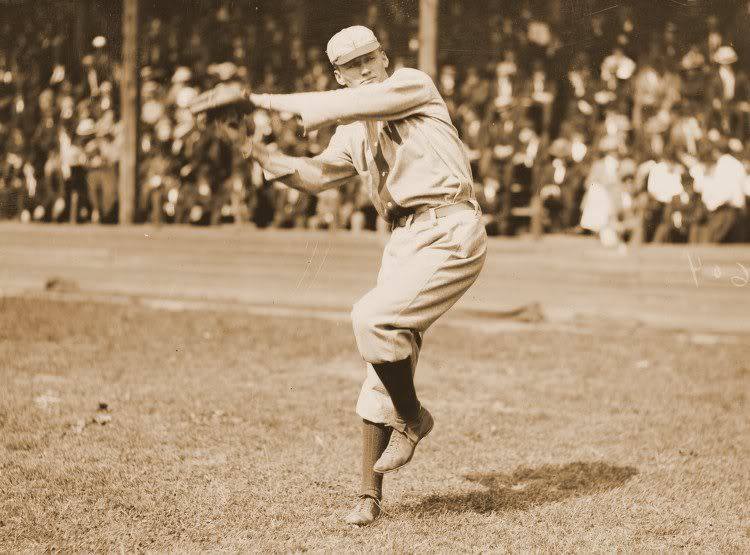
top-left (215, 122), bottom-right (358, 195)
top-left (248, 68), bottom-right (436, 132)
top-left (246, 141), bottom-right (357, 195)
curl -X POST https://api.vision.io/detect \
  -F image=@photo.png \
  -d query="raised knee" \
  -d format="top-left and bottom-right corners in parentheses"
top-left (351, 300), bottom-right (376, 337)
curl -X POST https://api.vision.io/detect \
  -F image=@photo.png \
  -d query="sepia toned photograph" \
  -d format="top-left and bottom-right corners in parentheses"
top-left (1, 0), bottom-right (748, 551)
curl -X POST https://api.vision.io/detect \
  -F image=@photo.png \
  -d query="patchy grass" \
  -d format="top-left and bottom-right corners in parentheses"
top-left (0, 297), bottom-right (748, 552)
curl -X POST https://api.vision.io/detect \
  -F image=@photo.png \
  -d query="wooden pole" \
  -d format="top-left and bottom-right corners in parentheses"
top-left (75, 0), bottom-right (90, 77)
top-left (418, 0), bottom-right (438, 79)
top-left (531, 111), bottom-right (553, 240)
top-left (548, 0), bottom-right (562, 24)
top-left (119, 0), bottom-right (138, 224)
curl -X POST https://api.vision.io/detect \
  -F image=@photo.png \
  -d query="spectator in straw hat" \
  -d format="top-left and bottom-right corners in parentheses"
top-left (707, 45), bottom-right (739, 133)
top-left (679, 47), bottom-right (708, 104)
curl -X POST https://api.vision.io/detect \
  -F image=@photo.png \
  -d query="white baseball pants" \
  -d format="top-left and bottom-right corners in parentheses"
top-left (353, 201), bottom-right (487, 425)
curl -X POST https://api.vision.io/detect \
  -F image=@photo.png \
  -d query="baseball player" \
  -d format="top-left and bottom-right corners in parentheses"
top-left (197, 25), bottom-right (487, 525)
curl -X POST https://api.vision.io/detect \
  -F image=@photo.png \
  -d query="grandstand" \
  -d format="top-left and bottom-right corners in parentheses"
top-left (1, 0), bottom-right (748, 244)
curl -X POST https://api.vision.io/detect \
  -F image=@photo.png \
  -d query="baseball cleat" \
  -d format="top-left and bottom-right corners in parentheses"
top-left (344, 495), bottom-right (381, 526)
top-left (373, 406), bottom-right (434, 474)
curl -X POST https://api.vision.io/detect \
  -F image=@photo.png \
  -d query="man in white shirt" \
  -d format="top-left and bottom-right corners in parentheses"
top-left (698, 140), bottom-right (747, 242)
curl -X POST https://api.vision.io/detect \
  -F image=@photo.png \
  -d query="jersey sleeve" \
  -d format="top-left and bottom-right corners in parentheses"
top-left (306, 125), bottom-right (359, 182)
top-left (259, 68), bottom-right (438, 131)
top-left (294, 126), bottom-right (358, 187)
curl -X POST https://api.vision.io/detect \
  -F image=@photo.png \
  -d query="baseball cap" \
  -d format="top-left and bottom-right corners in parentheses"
top-left (326, 26), bottom-right (380, 66)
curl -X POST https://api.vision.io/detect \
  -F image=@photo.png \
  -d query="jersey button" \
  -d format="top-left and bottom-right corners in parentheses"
top-left (386, 202), bottom-right (393, 208)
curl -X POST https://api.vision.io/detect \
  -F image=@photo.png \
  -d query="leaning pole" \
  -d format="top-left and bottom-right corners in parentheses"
top-left (119, 0), bottom-right (138, 224)
top-left (418, 0), bottom-right (438, 79)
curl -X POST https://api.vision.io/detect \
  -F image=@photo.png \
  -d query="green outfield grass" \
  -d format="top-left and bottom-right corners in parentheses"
top-left (1, 297), bottom-right (748, 552)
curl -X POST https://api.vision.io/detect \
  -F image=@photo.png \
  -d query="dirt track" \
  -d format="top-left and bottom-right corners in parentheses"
top-left (1, 222), bottom-right (749, 332)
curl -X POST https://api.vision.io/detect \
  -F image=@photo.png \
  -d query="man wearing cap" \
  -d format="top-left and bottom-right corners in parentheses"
top-left (225, 26), bottom-right (486, 525)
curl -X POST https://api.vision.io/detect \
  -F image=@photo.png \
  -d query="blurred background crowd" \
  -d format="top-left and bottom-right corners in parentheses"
top-left (1, 0), bottom-right (749, 245)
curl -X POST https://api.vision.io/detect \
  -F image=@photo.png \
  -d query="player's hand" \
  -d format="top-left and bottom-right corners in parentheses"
top-left (239, 139), bottom-right (256, 161)
top-left (212, 116), bottom-right (258, 163)
top-left (241, 139), bottom-right (272, 162)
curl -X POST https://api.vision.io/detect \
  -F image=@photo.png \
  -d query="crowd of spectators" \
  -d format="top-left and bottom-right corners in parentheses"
top-left (1, 0), bottom-right (749, 245)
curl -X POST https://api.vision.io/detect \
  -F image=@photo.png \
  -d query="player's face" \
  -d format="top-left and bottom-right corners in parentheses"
top-left (334, 49), bottom-right (389, 88)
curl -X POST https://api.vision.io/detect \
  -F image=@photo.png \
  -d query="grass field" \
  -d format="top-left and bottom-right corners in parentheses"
top-left (2, 293), bottom-right (749, 551)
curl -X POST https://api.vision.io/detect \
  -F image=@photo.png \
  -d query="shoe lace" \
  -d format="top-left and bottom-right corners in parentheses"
top-left (357, 495), bottom-right (385, 516)
top-left (382, 430), bottom-right (408, 457)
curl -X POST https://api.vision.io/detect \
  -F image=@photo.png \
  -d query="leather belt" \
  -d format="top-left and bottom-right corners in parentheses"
top-left (392, 200), bottom-right (476, 229)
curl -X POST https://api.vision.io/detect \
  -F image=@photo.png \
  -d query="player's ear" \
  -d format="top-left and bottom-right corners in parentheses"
top-left (381, 50), bottom-right (389, 69)
top-left (334, 67), bottom-right (346, 87)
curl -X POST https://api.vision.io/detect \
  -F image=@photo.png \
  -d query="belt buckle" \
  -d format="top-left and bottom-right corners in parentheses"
top-left (395, 208), bottom-right (415, 228)
top-left (388, 212), bottom-right (407, 231)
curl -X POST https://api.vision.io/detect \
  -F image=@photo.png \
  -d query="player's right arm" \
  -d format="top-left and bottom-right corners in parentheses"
top-left (248, 68), bottom-right (436, 132)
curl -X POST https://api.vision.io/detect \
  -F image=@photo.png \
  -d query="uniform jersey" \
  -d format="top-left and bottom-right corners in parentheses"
top-left (261, 68), bottom-right (475, 221)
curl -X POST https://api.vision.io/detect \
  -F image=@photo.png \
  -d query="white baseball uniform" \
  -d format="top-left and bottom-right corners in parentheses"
top-left (258, 68), bottom-right (487, 425)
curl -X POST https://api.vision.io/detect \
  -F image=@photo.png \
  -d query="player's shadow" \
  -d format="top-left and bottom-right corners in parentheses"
top-left (405, 461), bottom-right (637, 515)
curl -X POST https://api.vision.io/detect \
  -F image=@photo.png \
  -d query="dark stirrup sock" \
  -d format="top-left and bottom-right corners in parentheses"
top-left (361, 419), bottom-right (392, 499)
top-left (371, 357), bottom-right (420, 424)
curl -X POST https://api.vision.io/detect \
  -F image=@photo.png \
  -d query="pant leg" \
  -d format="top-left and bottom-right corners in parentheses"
top-left (101, 166), bottom-right (118, 222)
top-left (355, 220), bottom-right (422, 425)
top-left (355, 334), bottom-right (423, 426)
top-left (653, 222), bottom-right (673, 243)
top-left (87, 169), bottom-right (103, 220)
top-left (706, 206), bottom-right (738, 243)
top-left (354, 207), bottom-right (487, 425)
